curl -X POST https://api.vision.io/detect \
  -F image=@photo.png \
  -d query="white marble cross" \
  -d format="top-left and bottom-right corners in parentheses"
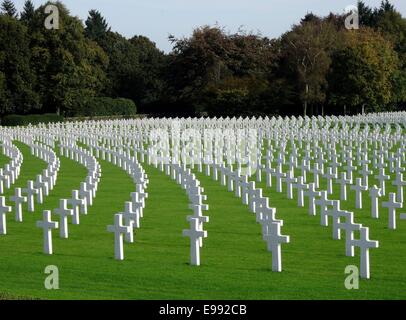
top-left (136, 184), bottom-right (148, 209)
top-left (22, 180), bottom-right (39, 212)
top-left (359, 164), bottom-right (372, 189)
top-left (315, 191), bottom-right (334, 227)
top-left (0, 196), bottom-right (12, 235)
top-left (34, 175), bottom-right (47, 204)
top-left (299, 159), bottom-right (310, 183)
top-left (254, 196), bottom-right (270, 223)
top-left (322, 167), bottom-right (337, 195)
top-left (80, 182), bottom-right (93, 208)
top-left (67, 190), bottom-right (84, 225)
top-left (369, 185), bottom-right (383, 219)
top-left (284, 172), bottom-right (297, 200)
top-left (351, 178), bottom-right (368, 209)
top-left (239, 176), bottom-right (250, 205)
top-left (259, 208), bottom-right (283, 237)
top-left (263, 222), bottom-right (290, 272)
top-left (324, 200), bottom-right (342, 228)
top-left (349, 227), bottom-right (379, 279)
top-left (311, 163), bottom-right (323, 189)
top-left (274, 164), bottom-right (286, 193)
top-left (337, 172), bottom-right (351, 201)
top-left (131, 192), bottom-right (144, 218)
top-left (304, 183), bottom-right (321, 216)
top-left (188, 203), bottom-right (209, 247)
top-left (36, 210), bottom-right (59, 255)
top-left (249, 186), bottom-right (263, 214)
top-left (392, 173), bottom-right (406, 204)
top-left (344, 160), bottom-right (357, 184)
top-left (229, 168), bottom-right (240, 193)
top-left (382, 192), bottom-right (403, 230)
top-left (120, 202), bottom-right (139, 243)
top-left (292, 176), bottom-right (308, 207)
top-left (0, 169), bottom-right (10, 193)
top-left (374, 168), bottom-right (390, 196)
top-left (183, 217), bottom-right (207, 266)
top-left (10, 188), bottom-right (27, 222)
top-left (107, 213), bottom-right (131, 260)
top-left (263, 165), bottom-right (275, 188)
top-left (335, 211), bottom-right (362, 257)
top-left (54, 199), bottom-right (74, 239)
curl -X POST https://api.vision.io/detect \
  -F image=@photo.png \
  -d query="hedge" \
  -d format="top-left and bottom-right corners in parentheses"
top-left (76, 97), bottom-right (137, 117)
top-left (1, 114), bottom-right (64, 126)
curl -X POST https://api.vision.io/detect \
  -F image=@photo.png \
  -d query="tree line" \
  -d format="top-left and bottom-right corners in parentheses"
top-left (0, 0), bottom-right (405, 117)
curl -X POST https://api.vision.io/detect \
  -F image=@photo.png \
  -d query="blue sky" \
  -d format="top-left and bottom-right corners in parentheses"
top-left (12, 0), bottom-right (406, 52)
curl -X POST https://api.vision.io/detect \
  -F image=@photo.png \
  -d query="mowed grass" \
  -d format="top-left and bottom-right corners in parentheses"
top-left (0, 141), bottom-right (405, 299)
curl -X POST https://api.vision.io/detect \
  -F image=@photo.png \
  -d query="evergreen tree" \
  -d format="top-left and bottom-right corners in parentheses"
top-left (357, 1), bottom-right (377, 27)
top-left (20, 0), bottom-right (35, 23)
top-left (0, 15), bottom-right (39, 114)
top-left (85, 9), bottom-right (111, 41)
top-left (1, 0), bottom-right (17, 18)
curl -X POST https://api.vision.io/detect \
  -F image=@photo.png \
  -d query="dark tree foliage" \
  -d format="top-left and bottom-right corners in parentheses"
top-left (1, 0), bottom-right (17, 18)
top-left (0, 14), bottom-right (39, 114)
top-left (85, 9), bottom-right (111, 41)
top-left (0, 0), bottom-right (405, 118)
top-left (20, 0), bottom-right (35, 23)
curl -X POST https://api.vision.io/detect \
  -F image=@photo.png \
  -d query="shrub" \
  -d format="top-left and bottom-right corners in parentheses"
top-left (1, 113), bottom-right (64, 126)
top-left (76, 97), bottom-right (137, 117)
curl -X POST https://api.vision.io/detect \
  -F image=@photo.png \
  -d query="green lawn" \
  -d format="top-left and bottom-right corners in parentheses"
top-left (0, 141), bottom-right (405, 299)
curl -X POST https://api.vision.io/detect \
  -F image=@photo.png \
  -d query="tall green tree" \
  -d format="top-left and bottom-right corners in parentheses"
top-left (20, 0), bottom-right (35, 23)
top-left (29, 2), bottom-right (108, 116)
top-left (167, 26), bottom-right (275, 114)
top-left (358, 1), bottom-right (377, 27)
top-left (85, 9), bottom-right (111, 41)
top-left (328, 28), bottom-right (398, 113)
top-left (0, 14), bottom-right (39, 114)
top-left (128, 36), bottom-right (166, 108)
top-left (1, 0), bottom-right (17, 18)
top-left (279, 19), bottom-right (340, 116)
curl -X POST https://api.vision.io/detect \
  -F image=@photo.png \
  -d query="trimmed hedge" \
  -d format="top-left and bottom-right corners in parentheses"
top-left (77, 97), bottom-right (137, 117)
top-left (1, 114), bottom-right (64, 126)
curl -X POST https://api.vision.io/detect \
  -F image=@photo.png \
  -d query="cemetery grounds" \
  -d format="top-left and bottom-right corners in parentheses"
top-left (0, 118), bottom-right (405, 300)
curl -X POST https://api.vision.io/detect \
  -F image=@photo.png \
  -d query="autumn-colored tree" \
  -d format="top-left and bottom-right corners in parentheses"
top-left (279, 19), bottom-right (341, 116)
top-left (328, 28), bottom-right (398, 113)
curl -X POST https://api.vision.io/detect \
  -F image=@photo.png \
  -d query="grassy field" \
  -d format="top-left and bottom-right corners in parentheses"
top-left (0, 141), bottom-right (405, 299)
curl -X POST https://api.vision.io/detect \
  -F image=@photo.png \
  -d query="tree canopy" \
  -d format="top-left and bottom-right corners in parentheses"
top-left (0, 0), bottom-right (405, 117)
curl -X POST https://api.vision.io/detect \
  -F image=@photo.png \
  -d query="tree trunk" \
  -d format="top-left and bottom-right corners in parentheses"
top-left (303, 83), bottom-right (309, 117)
top-left (321, 105), bottom-right (324, 116)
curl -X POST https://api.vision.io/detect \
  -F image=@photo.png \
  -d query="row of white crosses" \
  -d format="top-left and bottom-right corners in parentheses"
top-left (39, 121), bottom-right (149, 260)
top-left (0, 130), bottom-right (64, 252)
top-left (147, 122), bottom-right (290, 271)
top-left (198, 132), bottom-right (290, 272)
top-left (216, 163), bottom-right (290, 272)
top-left (3, 137), bottom-right (60, 228)
top-left (153, 144), bottom-right (209, 266)
top-left (0, 138), bottom-right (24, 235)
top-left (36, 141), bottom-right (101, 255)
top-left (58, 120), bottom-right (206, 264)
top-left (147, 125), bottom-right (210, 266)
top-left (0, 137), bottom-right (23, 194)
top-left (254, 118), bottom-right (406, 278)
top-left (97, 140), bottom-right (149, 261)
top-left (140, 114), bottom-right (403, 277)
top-left (6, 113), bottom-right (403, 273)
